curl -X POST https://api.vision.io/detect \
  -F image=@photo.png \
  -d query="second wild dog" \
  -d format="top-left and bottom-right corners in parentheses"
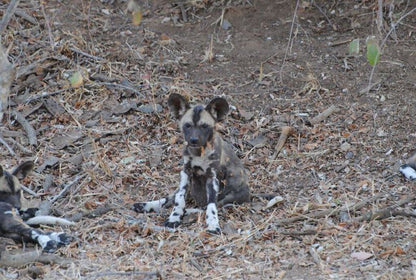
top-left (0, 161), bottom-right (73, 252)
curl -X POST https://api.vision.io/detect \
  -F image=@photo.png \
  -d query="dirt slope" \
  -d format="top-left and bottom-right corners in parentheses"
top-left (0, 0), bottom-right (415, 279)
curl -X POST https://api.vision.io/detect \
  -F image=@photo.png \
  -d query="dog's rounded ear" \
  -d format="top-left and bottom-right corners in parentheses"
top-left (168, 94), bottom-right (190, 119)
top-left (12, 161), bottom-right (34, 179)
top-left (206, 97), bottom-right (229, 121)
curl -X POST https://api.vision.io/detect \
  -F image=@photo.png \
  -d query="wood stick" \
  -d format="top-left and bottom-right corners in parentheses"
top-left (69, 204), bottom-right (116, 222)
top-left (6, 136), bottom-right (33, 154)
top-left (0, 44), bottom-right (14, 122)
top-left (275, 193), bottom-right (384, 226)
top-left (11, 110), bottom-right (37, 146)
top-left (14, 9), bottom-right (37, 25)
top-left (24, 88), bottom-right (68, 103)
top-left (0, 250), bottom-right (70, 267)
top-left (20, 185), bottom-right (39, 197)
top-left (85, 270), bottom-right (161, 279)
top-left (0, 0), bottom-right (20, 33)
top-left (49, 173), bottom-right (87, 204)
top-left (70, 47), bottom-right (103, 61)
top-left (310, 105), bottom-right (339, 125)
top-left (353, 194), bottom-right (416, 222)
top-left (0, 134), bottom-right (16, 156)
top-left (268, 126), bottom-right (295, 168)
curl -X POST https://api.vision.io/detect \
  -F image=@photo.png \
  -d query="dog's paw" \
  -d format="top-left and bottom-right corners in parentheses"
top-left (164, 220), bottom-right (181, 229)
top-left (132, 203), bottom-right (145, 212)
top-left (55, 232), bottom-right (74, 246)
top-left (206, 227), bottom-right (221, 235)
top-left (42, 240), bottom-right (58, 253)
top-left (132, 202), bottom-right (152, 213)
top-left (400, 164), bottom-right (416, 180)
top-left (19, 208), bottom-right (39, 220)
top-left (45, 232), bottom-right (74, 247)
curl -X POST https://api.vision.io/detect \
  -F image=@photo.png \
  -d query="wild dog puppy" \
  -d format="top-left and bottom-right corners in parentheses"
top-left (0, 161), bottom-right (73, 252)
top-left (134, 94), bottom-right (250, 233)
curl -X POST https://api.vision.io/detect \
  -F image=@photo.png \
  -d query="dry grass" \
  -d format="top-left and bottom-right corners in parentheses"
top-left (1, 0), bottom-right (415, 279)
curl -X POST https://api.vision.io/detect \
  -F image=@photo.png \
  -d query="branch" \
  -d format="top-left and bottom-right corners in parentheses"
top-left (0, 250), bottom-right (70, 267)
top-left (0, 44), bottom-right (15, 122)
top-left (268, 126), bottom-right (295, 168)
top-left (310, 105), bottom-right (339, 125)
top-left (353, 194), bottom-right (416, 222)
top-left (0, 134), bottom-right (16, 156)
top-left (0, 0), bottom-right (20, 34)
top-left (275, 193), bottom-right (384, 226)
top-left (11, 110), bottom-right (37, 146)
top-left (85, 270), bottom-right (161, 279)
top-left (49, 173), bottom-right (87, 204)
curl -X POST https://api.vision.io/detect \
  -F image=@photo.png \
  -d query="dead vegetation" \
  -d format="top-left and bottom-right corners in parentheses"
top-left (0, 0), bottom-right (415, 279)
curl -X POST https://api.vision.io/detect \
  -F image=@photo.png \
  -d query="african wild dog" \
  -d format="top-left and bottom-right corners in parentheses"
top-left (133, 93), bottom-right (250, 233)
top-left (0, 161), bottom-right (73, 252)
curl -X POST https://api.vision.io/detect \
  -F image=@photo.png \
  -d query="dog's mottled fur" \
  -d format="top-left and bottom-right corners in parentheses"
top-left (0, 162), bottom-right (72, 252)
top-left (133, 94), bottom-right (250, 233)
top-left (400, 152), bottom-right (416, 180)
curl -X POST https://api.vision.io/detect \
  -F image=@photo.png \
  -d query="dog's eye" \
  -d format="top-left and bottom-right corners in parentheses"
top-left (201, 124), bottom-right (209, 129)
top-left (183, 123), bottom-right (192, 129)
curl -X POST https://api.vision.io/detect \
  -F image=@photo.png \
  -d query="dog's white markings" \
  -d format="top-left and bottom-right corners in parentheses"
top-left (206, 203), bottom-right (220, 233)
top-left (31, 230), bottom-right (53, 250)
top-left (167, 170), bottom-right (188, 224)
top-left (206, 170), bottom-right (220, 233)
top-left (400, 164), bottom-right (416, 180)
top-left (141, 198), bottom-right (168, 212)
top-left (211, 170), bottom-right (219, 192)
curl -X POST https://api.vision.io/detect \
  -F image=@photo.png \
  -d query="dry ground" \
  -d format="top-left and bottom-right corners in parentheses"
top-left (0, 0), bottom-right (415, 279)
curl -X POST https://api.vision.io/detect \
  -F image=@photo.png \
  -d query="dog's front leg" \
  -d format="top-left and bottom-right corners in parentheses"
top-left (1, 208), bottom-right (73, 253)
top-left (206, 169), bottom-right (221, 234)
top-left (164, 169), bottom-right (189, 228)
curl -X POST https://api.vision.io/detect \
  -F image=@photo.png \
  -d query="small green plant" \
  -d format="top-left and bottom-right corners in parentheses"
top-left (366, 36), bottom-right (381, 66)
top-left (348, 39), bottom-right (360, 57)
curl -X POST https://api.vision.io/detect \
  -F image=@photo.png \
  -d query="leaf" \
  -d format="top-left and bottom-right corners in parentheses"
top-left (351, 251), bottom-right (373, 261)
top-left (69, 71), bottom-right (83, 88)
top-left (132, 9), bottom-right (142, 26)
top-left (366, 37), bottom-right (380, 66)
top-left (349, 39), bottom-right (360, 56)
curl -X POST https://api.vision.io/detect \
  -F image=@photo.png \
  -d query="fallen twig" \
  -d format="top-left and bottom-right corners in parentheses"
top-left (354, 194), bottom-right (416, 222)
top-left (281, 229), bottom-right (318, 236)
top-left (0, 250), bottom-right (71, 267)
top-left (5, 136), bottom-right (33, 154)
top-left (14, 9), bottom-right (37, 25)
top-left (0, 0), bottom-right (20, 33)
top-left (24, 88), bottom-right (69, 103)
top-left (268, 126), bottom-right (295, 168)
top-left (309, 245), bottom-right (327, 272)
top-left (69, 204), bottom-right (116, 222)
top-left (0, 134), bottom-right (16, 156)
top-left (20, 185), bottom-right (39, 197)
top-left (275, 193), bottom-right (384, 226)
top-left (97, 82), bottom-right (144, 97)
top-left (26, 216), bottom-right (76, 226)
top-left (49, 173), bottom-right (88, 204)
top-left (310, 105), bottom-right (339, 125)
top-left (0, 44), bottom-right (15, 122)
top-left (70, 47), bottom-right (103, 61)
top-left (11, 110), bottom-right (37, 146)
top-left (85, 270), bottom-right (161, 280)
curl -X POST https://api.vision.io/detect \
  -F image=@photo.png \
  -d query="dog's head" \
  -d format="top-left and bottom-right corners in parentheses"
top-left (0, 161), bottom-right (34, 209)
top-left (168, 94), bottom-right (229, 155)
